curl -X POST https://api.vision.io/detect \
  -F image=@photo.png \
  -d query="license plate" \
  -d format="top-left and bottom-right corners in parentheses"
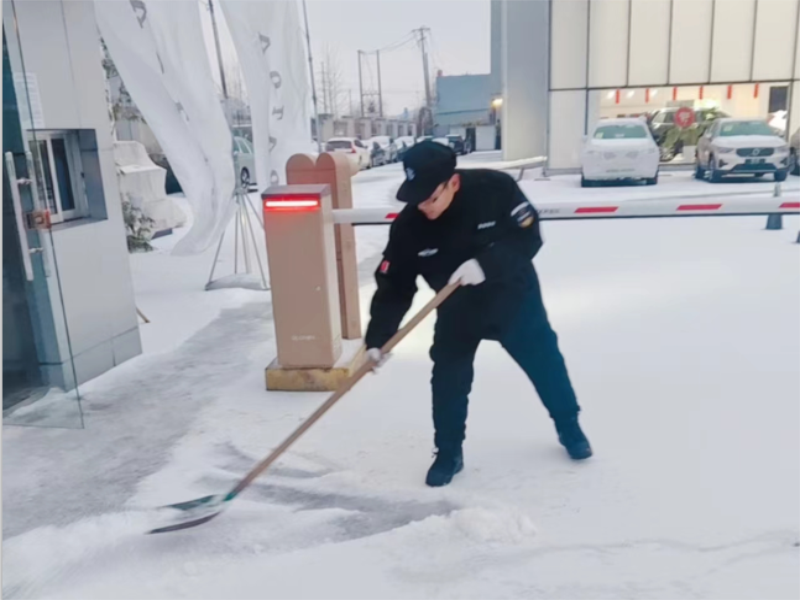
top-left (745, 158), bottom-right (766, 164)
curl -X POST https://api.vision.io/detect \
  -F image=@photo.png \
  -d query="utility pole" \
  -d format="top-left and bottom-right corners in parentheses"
top-left (376, 50), bottom-right (383, 118)
top-left (301, 0), bottom-right (323, 152)
top-left (357, 50), bottom-right (365, 117)
top-left (414, 27), bottom-right (432, 110)
top-left (207, 0), bottom-right (228, 100)
top-left (321, 61), bottom-right (328, 114)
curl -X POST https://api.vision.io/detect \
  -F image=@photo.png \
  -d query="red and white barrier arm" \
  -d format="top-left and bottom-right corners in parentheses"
top-left (333, 197), bottom-right (800, 225)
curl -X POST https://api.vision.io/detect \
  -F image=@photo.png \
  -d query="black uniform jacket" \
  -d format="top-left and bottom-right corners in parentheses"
top-left (365, 169), bottom-right (544, 349)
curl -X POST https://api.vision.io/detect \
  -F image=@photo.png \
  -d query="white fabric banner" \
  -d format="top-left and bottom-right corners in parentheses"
top-left (95, 0), bottom-right (235, 255)
top-left (220, 0), bottom-right (311, 187)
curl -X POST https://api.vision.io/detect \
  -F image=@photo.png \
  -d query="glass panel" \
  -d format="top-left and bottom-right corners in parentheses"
top-left (51, 138), bottom-right (75, 212)
top-left (3, 23), bottom-right (83, 429)
top-left (32, 139), bottom-right (58, 215)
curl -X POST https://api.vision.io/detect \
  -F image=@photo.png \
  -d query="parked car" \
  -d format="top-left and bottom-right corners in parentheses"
top-left (369, 140), bottom-right (388, 168)
top-left (416, 135), bottom-right (434, 143)
top-left (233, 136), bottom-right (255, 188)
top-left (368, 136), bottom-right (398, 164)
top-left (649, 107), bottom-right (730, 160)
top-left (325, 137), bottom-right (371, 171)
top-left (695, 118), bottom-right (790, 182)
top-left (446, 134), bottom-right (468, 155)
top-left (432, 137), bottom-right (451, 148)
top-left (395, 136), bottom-right (416, 159)
top-left (580, 118), bottom-right (659, 187)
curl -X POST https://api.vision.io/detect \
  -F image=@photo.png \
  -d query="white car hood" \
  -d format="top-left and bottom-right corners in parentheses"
top-left (712, 135), bottom-right (785, 148)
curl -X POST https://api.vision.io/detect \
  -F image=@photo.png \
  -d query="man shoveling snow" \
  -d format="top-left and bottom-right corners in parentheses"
top-left (365, 141), bottom-right (592, 487)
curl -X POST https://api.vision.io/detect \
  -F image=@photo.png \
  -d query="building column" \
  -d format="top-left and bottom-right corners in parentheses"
top-left (502, 0), bottom-right (550, 160)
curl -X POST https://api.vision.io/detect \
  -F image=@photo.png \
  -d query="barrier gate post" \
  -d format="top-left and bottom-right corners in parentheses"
top-left (262, 184), bottom-right (365, 392)
top-left (286, 153), bottom-right (361, 339)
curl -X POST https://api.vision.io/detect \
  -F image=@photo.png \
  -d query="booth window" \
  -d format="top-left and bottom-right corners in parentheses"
top-left (27, 129), bottom-right (107, 226)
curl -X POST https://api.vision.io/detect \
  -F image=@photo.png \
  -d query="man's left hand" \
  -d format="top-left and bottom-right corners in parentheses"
top-left (448, 259), bottom-right (486, 286)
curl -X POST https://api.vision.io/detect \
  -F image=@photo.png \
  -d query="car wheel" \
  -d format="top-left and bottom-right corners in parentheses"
top-left (580, 175), bottom-right (593, 188)
top-left (694, 160), bottom-right (706, 180)
top-left (709, 156), bottom-right (724, 183)
top-left (240, 168), bottom-right (250, 189)
top-left (790, 150), bottom-right (800, 176)
top-left (645, 173), bottom-right (658, 186)
top-left (774, 170), bottom-right (788, 183)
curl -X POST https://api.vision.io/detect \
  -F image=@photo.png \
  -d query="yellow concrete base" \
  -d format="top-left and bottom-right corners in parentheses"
top-left (265, 340), bottom-right (365, 392)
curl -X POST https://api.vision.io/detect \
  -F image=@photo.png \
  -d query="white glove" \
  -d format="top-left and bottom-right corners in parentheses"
top-left (366, 348), bottom-right (390, 372)
top-left (448, 259), bottom-right (486, 286)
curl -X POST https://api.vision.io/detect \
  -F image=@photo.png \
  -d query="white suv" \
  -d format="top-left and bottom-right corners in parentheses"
top-left (695, 118), bottom-right (790, 183)
top-left (790, 127), bottom-right (800, 176)
top-left (325, 138), bottom-right (372, 171)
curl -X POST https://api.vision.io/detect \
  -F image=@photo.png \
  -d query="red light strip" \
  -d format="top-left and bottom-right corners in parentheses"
top-left (677, 204), bottom-right (722, 211)
top-left (779, 202), bottom-right (800, 209)
top-left (575, 206), bottom-right (619, 214)
top-left (264, 196), bottom-right (320, 210)
top-left (385, 212), bottom-right (399, 220)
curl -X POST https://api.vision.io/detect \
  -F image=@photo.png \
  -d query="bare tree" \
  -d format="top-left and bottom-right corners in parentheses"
top-left (317, 45), bottom-right (346, 118)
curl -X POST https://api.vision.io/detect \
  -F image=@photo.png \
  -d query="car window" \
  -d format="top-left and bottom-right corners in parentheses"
top-left (718, 121), bottom-right (775, 137)
top-left (663, 112), bottom-right (675, 124)
top-left (354, 140), bottom-right (365, 149)
top-left (238, 138), bottom-right (252, 154)
top-left (326, 140), bottom-right (353, 150)
top-left (652, 113), bottom-right (664, 124)
top-left (234, 139), bottom-right (243, 153)
top-left (593, 124), bottom-right (648, 139)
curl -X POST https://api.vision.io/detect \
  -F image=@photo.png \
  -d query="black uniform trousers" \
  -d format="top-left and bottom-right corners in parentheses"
top-left (429, 272), bottom-right (580, 451)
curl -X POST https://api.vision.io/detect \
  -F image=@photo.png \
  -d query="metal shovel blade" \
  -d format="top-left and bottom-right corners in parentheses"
top-left (148, 494), bottom-right (228, 534)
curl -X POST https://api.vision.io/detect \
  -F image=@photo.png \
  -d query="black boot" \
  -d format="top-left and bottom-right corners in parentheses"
top-left (555, 415), bottom-right (593, 460)
top-left (425, 447), bottom-right (464, 487)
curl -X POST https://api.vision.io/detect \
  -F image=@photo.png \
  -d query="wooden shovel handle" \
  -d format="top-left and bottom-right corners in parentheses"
top-left (229, 282), bottom-right (460, 498)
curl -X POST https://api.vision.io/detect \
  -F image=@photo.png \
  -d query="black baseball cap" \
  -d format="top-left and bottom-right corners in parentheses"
top-left (396, 141), bottom-right (457, 205)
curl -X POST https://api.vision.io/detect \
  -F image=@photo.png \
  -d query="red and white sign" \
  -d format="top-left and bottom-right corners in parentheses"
top-left (674, 107), bottom-right (696, 129)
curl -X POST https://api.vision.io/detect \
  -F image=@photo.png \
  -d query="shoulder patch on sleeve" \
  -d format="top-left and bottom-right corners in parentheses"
top-left (512, 202), bottom-right (535, 228)
top-left (379, 259), bottom-right (391, 274)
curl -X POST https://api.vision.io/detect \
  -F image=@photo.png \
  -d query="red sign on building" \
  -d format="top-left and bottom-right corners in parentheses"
top-left (674, 107), bottom-right (696, 129)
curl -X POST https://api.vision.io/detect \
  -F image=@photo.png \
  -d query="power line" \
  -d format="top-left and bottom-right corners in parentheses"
top-left (369, 32), bottom-right (415, 54)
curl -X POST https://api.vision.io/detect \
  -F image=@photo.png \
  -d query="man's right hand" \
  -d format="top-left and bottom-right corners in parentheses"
top-left (366, 348), bottom-right (390, 372)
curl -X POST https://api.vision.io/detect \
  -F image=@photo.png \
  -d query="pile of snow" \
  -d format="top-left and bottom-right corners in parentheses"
top-left (2, 512), bottom-right (159, 598)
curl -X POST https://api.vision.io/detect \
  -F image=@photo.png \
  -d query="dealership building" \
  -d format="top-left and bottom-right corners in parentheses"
top-left (497, 0), bottom-right (800, 170)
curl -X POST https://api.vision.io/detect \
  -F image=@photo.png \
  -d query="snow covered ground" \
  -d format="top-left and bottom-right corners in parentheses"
top-left (3, 163), bottom-right (799, 599)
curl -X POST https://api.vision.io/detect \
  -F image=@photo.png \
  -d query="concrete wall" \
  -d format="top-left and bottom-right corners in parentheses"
top-left (502, 0), bottom-right (549, 160)
top-left (3, 0), bottom-right (141, 388)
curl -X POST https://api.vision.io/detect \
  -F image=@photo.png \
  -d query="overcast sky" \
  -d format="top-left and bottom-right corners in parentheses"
top-left (201, 0), bottom-right (491, 118)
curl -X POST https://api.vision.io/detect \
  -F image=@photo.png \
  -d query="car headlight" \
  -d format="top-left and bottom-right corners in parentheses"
top-left (715, 147), bottom-right (734, 154)
top-left (776, 145), bottom-right (789, 153)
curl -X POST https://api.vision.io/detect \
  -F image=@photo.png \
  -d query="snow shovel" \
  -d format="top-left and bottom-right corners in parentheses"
top-left (149, 282), bottom-right (460, 534)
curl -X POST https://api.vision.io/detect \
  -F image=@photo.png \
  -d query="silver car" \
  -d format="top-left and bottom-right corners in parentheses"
top-left (695, 119), bottom-right (790, 183)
